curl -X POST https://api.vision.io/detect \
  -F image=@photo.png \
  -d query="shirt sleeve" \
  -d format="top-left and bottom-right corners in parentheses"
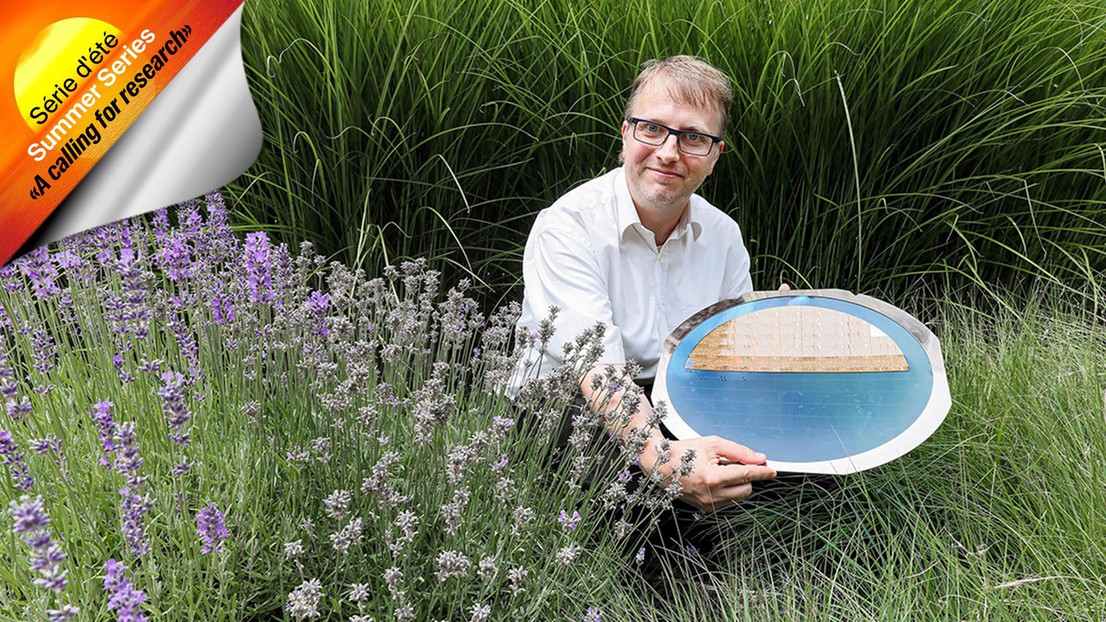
top-left (520, 221), bottom-right (626, 374)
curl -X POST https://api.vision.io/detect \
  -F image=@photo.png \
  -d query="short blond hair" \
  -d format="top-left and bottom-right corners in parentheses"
top-left (624, 55), bottom-right (733, 135)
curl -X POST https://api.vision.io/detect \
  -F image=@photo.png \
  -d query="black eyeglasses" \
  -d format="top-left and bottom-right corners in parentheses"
top-left (627, 117), bottom-right (722, 156)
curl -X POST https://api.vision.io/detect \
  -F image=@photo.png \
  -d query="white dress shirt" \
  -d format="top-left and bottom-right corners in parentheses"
top-left (511, 167), bottom-right (752, 389)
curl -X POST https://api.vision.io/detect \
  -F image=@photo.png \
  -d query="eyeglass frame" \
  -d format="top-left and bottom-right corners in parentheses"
top-left (626, 117), bottom-right (723, 156)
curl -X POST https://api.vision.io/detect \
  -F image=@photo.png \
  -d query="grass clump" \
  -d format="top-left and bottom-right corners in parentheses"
top-left (234, 0), bottom-right (1106, 302)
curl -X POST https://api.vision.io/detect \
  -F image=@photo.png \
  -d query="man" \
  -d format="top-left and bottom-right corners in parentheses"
top-left (514, 56), bottom-right (777, 517)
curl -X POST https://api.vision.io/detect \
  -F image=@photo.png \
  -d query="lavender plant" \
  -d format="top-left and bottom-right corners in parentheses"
top-left (7, 495), bottom-right (77, 618)
top-left (0, 193), bottom-right (678, 620)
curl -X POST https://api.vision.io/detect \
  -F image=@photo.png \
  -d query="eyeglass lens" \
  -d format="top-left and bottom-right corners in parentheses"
top-left (633, 121), bottom-right (713, 155)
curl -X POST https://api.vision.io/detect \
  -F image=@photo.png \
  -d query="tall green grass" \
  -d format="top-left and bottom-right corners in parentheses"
top-left (232, 0), bottom-right (1106, 305)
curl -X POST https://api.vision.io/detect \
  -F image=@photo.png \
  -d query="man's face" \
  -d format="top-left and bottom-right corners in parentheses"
top-left (620, 77), bottom-right (724, 216)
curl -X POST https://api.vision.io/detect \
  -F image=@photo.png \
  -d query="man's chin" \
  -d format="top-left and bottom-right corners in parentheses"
top-left (648, 180), bottom-right (681, 195)
top-left (644, 188), bottom-right (687, 209)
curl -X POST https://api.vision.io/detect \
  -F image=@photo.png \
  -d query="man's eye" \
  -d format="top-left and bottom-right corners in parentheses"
top-left (683, 133), bottom-right (705, 144)
top-left (644, 123), bottom-right (663, 134)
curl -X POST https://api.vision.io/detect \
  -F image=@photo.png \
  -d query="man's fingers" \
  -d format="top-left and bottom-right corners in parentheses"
top-left (701, 463), bottom-right (776, 490)
top-left (712, 438), bottom-right (769, 465)
top-left (719, 463), bottom-right (776, 484)
top-left (678, 440), bottom-right (777, 512)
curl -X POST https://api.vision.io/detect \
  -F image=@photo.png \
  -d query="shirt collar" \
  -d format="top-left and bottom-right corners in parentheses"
top-left (615, 167), bottom-right (704, 243)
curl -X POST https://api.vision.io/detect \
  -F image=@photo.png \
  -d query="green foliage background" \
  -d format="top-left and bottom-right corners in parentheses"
top-left (232, 0), bottom-right (1106, 306)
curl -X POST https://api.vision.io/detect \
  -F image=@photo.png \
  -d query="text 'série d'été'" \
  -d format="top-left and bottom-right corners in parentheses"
top-left (25, 25), bottom-right (193, 171)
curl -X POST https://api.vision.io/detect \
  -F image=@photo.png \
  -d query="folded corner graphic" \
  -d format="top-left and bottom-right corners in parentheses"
top-left (653, 289), bottom-right (952, 475)
top-left (1, 1), bottom-right (260, 266)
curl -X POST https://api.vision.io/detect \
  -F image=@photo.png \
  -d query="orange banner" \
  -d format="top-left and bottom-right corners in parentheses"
top-left (0, 0), bottom-right (244, 267)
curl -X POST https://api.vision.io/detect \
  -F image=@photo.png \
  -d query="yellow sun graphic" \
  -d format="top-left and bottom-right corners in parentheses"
top-left (14, 18), bottom-right (122, 130)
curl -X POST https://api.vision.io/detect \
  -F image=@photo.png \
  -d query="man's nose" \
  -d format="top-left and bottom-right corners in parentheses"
top-left (656, 133), bottom-right (681, 160)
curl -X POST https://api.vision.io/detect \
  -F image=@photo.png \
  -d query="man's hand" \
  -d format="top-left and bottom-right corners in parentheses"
top-left (642, 436), bottom-right (777, 512)
top-left (580, 364), bottom-right (777, 512)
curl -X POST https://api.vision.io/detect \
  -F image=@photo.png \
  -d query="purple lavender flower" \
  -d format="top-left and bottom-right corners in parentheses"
top-left (194, 192), bottom-right (237, 264)
top-left (307, 290), bottom-right (330, 312)
top-left (322, 489), bottom-right (352, 521)
top-left (100, 230), bottom-right (153, 351)
top-left (203, 191), bottom-right (229, 227)
top-left (165, 315), bottom-right (202, 383)
top-left (81, 222), bottom-right (110, 264)
top-left (30, 326), bottom-right (57, 376)
top-left (0, 303), bottom-right (11, 332)
top-left (119, 487), bottom-right (153, 557)
top-left (103, 558), bottom-right (148, 622)
top-left (7, 394), bottom-right (32, 421)
top-left (305, 290), bottom-right (331, 336)
top-left (15, 247), bottom-right (61, 300)
top-left (7, 495), bottom-right (68, 594)
top-left (89, 400), bottom-right (119, 468)
top-left (558, 509), bottom-right (581, 531)
top-left (178, 200), bottom-right (203, 240)
top-left (115, 246), bottom-right (152, 342)
top-left (159, 233), bottom-right (193, 282)
top-left (152, 208), bottom-right (171, 246)
top-left (271, 242), bottom-right (294, 306)
top-left (56, 235), bottom-right (95, 287)
top-left (29, 435), bottom-right (61, 455)
top-left (46, 604), bottom-right (80, 621)
top-left (157, 372), bottom-right (191, 446)
top-left (176, 192), bottom-right (228, 265)
top-left (0, 263), bottom-right (23, 292)
top-left (244, 232), bottom-right (274, 304)
top-left (583, 607), bottom-right (603, 622)
top-left (171, 455), bottom-right (194, 476)
top-left (52, 248), bottom-right (81, 272)
top-left (196, 503), bottom-right (229, 554)
top-left (8, 494), bottom-right (49, 533)
top-left (0, 430), bottom-right (34, 490)
top-left (211, 295), bottom-right (235, 325)
top-left (0, 343), bottom-right (16, 402)
top-left (101, 294), bottom-right (127, 343)
top-left (29, 434), bottom-right (65, 471)
top-left (85, 401), bottom-right (153, 556)
top-left (113, 354), bottom-right (135, 384)
top-left (112, 422), bottom-right (145, 487)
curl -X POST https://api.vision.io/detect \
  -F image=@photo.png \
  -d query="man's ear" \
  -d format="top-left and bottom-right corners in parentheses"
top-left (619, 120), bottom-right (630, 164)
top-left (706, 140), bottom-right (724, 175)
